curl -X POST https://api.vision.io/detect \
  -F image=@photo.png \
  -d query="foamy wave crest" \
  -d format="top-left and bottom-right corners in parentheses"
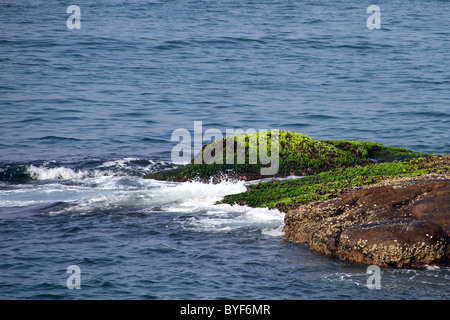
top-left (96, 158), bottom-right (174, 176)
top-left (156, 180), bottom-right (248, 210)
top-left (184, 205), bottom-right (285, 236)
top-left (3, 168), bottom-right (285, 237)
top-left (156, 180), bottom-right (285, 236)
top-left (26, 163), bottom-right (128, 181)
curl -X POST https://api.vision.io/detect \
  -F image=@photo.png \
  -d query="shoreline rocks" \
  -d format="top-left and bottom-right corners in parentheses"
top-left (338, 219), bottom-right (449, 268)
top-left (283, 174), bottom-right (450, 268)
top-left (145, 130), bottom-right (448, 268)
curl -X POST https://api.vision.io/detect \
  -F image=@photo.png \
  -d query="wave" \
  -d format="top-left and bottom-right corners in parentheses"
top-left (142, 179), bottom-right (284, 236)
top-left (0, 156), bottom-right (285, 237)
top-left (0, 162), bottom-right (284, 237)
top-left (32, 136), bottom-right (82, 142)
top-left (27, 165), bottom-right (89, 180)
top-left (0, 158), bottom-right (177, 182)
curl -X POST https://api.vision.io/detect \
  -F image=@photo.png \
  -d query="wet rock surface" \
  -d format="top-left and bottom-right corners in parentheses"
top-left (283, 175), bottom-right (450, 268)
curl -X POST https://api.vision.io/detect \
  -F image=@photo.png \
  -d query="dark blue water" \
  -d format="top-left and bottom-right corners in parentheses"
top-left (0, 0), bottom-right (449, 300)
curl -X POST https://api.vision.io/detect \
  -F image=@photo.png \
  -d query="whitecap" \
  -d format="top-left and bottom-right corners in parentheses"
top-left (27, 165), bottom-right (88, 180)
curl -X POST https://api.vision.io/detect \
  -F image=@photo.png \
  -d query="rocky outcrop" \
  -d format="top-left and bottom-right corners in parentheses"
top-left (146, 129), bottom-right (448, 268)
top-left (283, 175), bottom-right (450, 268)
top-left (145, 131), bottom-right (428, 182)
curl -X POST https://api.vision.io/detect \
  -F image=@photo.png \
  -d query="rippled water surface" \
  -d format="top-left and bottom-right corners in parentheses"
top-left (0, 0), bottom-right (449, 299)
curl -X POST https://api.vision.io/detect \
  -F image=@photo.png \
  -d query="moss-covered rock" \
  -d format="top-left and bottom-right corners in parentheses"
top-left (145, 130), bottom-right (430, 182)
top-left (321, 139), bottom-right (426, 162)
top-left (220, 155), bottom-right (449, 212)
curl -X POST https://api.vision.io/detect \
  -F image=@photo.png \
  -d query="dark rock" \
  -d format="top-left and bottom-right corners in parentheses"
top-left (409, 183), bottom-right (450, 234)
top-left (283, 175), bottom-right (450, 267)
top-left (338, 219), bottom-right (449, 268)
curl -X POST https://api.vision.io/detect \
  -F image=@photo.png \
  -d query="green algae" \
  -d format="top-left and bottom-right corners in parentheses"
top-left (218, 155), bottom-right (450, 212)
top-left (145, 130), bottom-right (431, 182)
top-left (320, 140), bottom-right (428, 162)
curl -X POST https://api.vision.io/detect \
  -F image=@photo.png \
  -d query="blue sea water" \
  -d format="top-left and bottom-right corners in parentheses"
top-left (0, 0), bottom-right (449, 300)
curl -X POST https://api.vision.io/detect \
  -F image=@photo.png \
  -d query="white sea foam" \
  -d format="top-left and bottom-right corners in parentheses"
top-left (26, 164), bottom-right (119, 181)
top-left (0, 200), bottom-right (43, 207)
top-left (425, 265), bottom-right (440, 271)
top-left (27, 165), bottom-right (88, 180)
top-left (261, 225), bottom-right (285, 237)
top-left (152, 180), bottom-right (284, 236)
top-left (184, 205), bottom-right (285, 236)
top-left (24, 158), bottom-right (171, 181)
top-left (0, 183), bottom-right (93, 208)
top-left (155, 180), bottom-right (248, 210)
top-left (2, 169), bottom-right (285, 236)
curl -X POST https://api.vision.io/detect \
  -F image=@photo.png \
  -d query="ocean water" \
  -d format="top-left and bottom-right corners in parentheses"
top-left (0, 0), bottom-right (449, 300)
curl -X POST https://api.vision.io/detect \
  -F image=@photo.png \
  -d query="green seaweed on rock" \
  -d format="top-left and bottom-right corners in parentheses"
top-left (218, 155), bottom-right (449, 212)
top-left (145, 130), bottom-right (432, 182)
